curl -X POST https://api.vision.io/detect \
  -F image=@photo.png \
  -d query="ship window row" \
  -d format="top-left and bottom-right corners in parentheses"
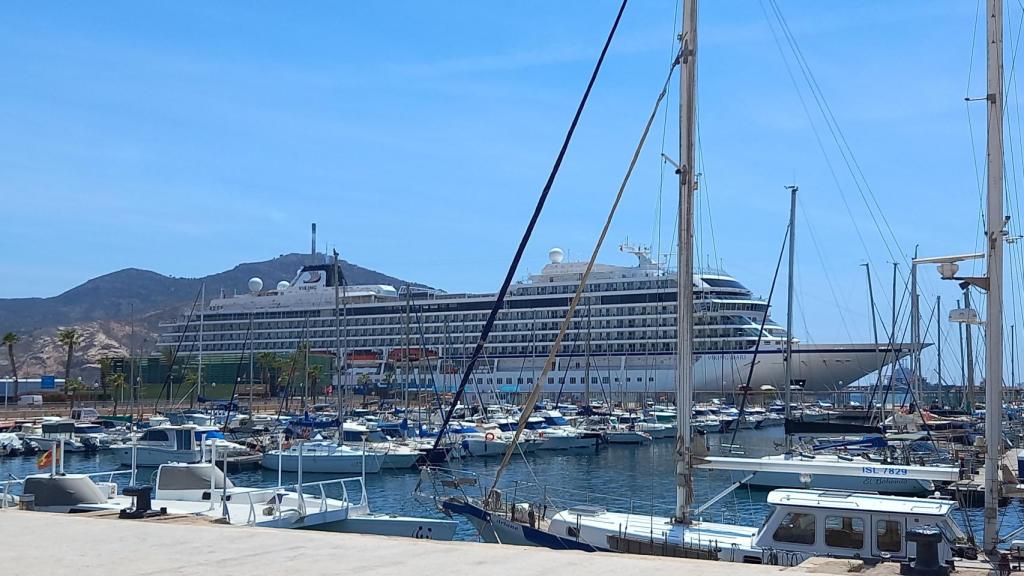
top-left (173, 307), bottom-right (765, 334)
top-left (165, 325), bottom-right (768, 346)
top-left (176, 295), bottom-right (767, 327)
top-left (171, 336), bottom-right (763, 355)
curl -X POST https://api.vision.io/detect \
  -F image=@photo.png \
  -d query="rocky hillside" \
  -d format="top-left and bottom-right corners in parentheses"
top-left (0, 254), bottom-right (422, 381)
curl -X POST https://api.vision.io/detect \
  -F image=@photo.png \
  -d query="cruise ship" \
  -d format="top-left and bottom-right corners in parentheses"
top-left (158, 245), bottom-right (906, 394)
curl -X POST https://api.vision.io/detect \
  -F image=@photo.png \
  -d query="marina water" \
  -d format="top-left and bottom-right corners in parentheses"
top-left (0, 427), bottom-right (1007, 544)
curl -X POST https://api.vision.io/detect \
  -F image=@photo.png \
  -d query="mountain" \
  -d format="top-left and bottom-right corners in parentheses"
top-left (0, 254), bottom-right (423, 381)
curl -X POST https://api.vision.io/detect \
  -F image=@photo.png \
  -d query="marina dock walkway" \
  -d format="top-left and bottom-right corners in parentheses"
top-left (0, 510), bottom-right (815, 576)
top-left (0, 510), bottom-right (995, 576)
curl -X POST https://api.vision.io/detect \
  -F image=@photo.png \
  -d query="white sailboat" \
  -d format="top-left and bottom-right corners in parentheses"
top-left (426, 0), bottom-right (982, 565)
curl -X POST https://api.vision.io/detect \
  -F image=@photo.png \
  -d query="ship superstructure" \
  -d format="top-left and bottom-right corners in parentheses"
top-left (158, 245), bottom-right (904, 393)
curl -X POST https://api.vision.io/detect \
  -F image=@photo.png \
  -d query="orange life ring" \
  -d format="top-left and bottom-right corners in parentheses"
top-left (485, 432), bottom-right (496, 442)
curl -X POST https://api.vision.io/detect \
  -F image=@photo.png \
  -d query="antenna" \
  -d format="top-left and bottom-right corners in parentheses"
top-left (311, 223), bottom-right (317, 261)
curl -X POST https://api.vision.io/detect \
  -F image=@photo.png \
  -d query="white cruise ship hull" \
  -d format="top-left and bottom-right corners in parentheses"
top-left (454, 343), bottom-right (899, 394)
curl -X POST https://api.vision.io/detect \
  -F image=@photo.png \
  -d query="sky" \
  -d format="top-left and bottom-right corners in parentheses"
top-left (3, 1), bottom-right (1022, 384)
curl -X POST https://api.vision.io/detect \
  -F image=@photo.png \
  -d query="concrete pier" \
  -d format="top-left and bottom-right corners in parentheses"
top-left (0, 510), bottom-right (778, 576)
top-left (0, 510), bottom-right (992, 576)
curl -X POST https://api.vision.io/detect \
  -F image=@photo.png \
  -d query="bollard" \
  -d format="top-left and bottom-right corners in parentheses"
top-left (17, 493), bottom-right (34, 511)
top-left (900, 526), bottom-right (948, 576)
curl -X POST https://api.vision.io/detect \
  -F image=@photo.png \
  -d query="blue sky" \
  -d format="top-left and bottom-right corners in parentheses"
top-left (3, 1), bottom-right (1020, 383)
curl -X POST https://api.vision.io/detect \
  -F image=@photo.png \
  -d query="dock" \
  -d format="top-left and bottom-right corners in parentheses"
top-left (0, 510), bottom-right (994, 576)
top-left (214, 453), bottom-right (263, 472)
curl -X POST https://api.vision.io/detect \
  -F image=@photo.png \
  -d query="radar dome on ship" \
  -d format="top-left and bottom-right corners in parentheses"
top-left (277, 280), bottom-right (291, 291)
top-left (248, 277), bottom-right (263, 293)
top-left (548, 247), bottom-right (565, 264)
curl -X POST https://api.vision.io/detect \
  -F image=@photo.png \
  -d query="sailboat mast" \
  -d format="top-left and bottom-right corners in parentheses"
top-left (198, 282), bottom-right (205, 402)
top-left (983, 0), bottom-right (1004, 554)
top-left (674, 0), bottom-right (697, 525)
top-left (784, 185), bottom-right (797, 448)
top-left (936, 295), bottom-right (942, 407)
top-left (334, 250), bottom-right (343, 444)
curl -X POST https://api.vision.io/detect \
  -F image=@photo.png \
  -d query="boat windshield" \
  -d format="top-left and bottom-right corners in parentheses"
top-left (544, 416), bottom-right (569, 426)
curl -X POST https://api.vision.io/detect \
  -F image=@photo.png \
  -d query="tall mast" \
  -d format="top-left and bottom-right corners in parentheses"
top-left (784, 185), bottom-right (797, 449)
top-left (936, 295), bottom-right (942, 407)
top-left (334, 250), bottom-right (343, 444)
top-left (911, 252), bottom-right (920, 404)
top-left (861, 263), bottom-right (879, 350)
top-left (198, 282), bottom-right (205, 404)
top-left (964, 286), bottom-right (977, 410)
top-left (674, 0), bottom-right (697, 525)
top-left (983, 0), bottom-right (1004, 553)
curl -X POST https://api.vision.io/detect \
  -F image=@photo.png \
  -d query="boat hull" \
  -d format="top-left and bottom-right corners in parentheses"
top-left (261, 452), bottom-right (383, 474)
top-left (113, 446), bottom-right (202, 467)
top-left (742, 469), bottom-right (933, 495)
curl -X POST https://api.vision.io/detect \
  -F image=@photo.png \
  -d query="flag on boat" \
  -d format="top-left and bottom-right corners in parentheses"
top-left (36, 447), bottom-right (58, 469)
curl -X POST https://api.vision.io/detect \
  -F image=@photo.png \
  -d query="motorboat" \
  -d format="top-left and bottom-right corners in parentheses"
top-left (15, 459), bottom-right (457, 539)
top-left (261, 440), bottom-right (384, 474)
top-left (111, 425), bottom-right (250, 466)
top-left (24, 420), bottom-right (96, 452)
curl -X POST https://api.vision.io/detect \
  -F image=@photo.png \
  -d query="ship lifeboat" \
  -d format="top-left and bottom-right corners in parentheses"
top-left (346, 350), bottom-right (382, 366)
top-left (387, 348), bottom-right (439, 363)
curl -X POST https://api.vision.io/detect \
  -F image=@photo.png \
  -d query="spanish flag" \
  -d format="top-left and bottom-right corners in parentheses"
top-left (36, 447), bottom-right (58, 470)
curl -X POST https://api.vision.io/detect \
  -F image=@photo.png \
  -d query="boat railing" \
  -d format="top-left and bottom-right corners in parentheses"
top-left (240, 476), bottom-right (367, 526)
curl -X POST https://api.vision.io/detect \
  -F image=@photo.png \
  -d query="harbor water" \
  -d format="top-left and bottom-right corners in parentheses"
top-left (0, 426), bottom-right (1011, 544)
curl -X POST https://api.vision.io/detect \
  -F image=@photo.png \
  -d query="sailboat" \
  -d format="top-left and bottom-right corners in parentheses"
top-left (423, 0), bottom-right (986, 565)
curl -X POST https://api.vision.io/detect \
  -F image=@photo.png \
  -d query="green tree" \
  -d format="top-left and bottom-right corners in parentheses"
top-left (357, 373), bottom-right (371, 405)
top-left (256, 352), bottom-right (278, 397)
top-left (98, 357), bottom-right (111, 398)
top-left (108, 373), bottom-right (126, 415)
top-left (307, 364), bottom-right (323, 403)
top-left (3, 332), bottom-right (21, 398)
top-left (57, 328), bottom-right (83, 381)
top-left (65, 377), bottom-right (84, 409)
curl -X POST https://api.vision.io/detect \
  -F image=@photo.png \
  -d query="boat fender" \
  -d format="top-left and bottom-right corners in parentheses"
top-left (484, 432), bottom-right (495, 442)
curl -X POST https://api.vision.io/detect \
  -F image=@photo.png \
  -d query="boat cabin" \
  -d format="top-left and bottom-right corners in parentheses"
top-left (753, 489), bottom-right (967, 564)
top-left (137, 426), bottom-right (199, 451)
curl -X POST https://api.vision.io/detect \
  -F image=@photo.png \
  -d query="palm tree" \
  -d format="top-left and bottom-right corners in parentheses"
top-left (3, 332), bottom-right (20, 398)
top-left (357, 373), bottom-right (371, 406)
top-left (307, 364), bottom-right (323, 403)
top-left (57, 328), bottom-right (83, 381)
top-left (65, 377), bottom-right (84, 409)
top-left (256, 352), bottom-right (278, 397)
top-left (98, 357), bottom-right (111, 399)
top-left (108, 373), bottom-right (125, 415)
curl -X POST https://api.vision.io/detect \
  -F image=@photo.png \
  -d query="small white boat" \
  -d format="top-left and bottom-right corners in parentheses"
top-left (604, 428), bottom-right (652, 445)
top-left (24, 420), bottom-right (95, 452)
top-left (111, 425), bottom-right (249, 466)
top-left (17, 460), bottom-right (457, 539)
top-left (262, 441), bottom-right (383, 474)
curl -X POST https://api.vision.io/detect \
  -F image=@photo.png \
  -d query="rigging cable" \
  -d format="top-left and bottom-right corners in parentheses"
top-left (489, 38), bottom-right (684, 492)
top-left (431, 0), bottom-right (629, 451)
top-left (153, 285), bottom-right (203, 415)
top-left (729, 225), bottom-right (788, 448)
